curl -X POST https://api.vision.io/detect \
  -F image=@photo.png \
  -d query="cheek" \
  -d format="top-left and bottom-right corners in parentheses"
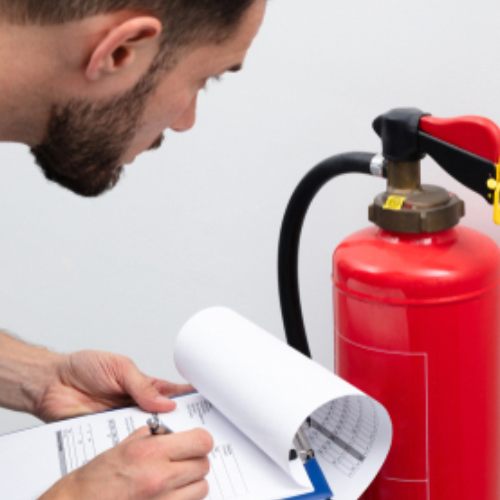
top-left (140, 87), bottom-right (197, 133)
top-left (121, 90), bottom-right (197, 162)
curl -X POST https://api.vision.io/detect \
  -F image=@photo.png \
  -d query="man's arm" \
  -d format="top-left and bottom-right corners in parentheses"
top-left (0, 331), bottom-right (60, 416)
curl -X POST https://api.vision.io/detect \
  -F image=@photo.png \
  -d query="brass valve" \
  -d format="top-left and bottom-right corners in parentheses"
top-left (369, 160), bottom-right (465, 233)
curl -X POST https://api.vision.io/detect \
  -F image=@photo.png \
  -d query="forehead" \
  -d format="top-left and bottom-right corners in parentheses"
top-left (171, 0), bottom-right (266, 77)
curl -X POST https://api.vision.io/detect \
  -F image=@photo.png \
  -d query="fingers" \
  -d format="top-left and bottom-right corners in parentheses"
top-left (165, 429), bottom-right (214, 461)
top-left (64, 427), bottom-right (213, 500)
top-left (73, 350), bottom-right (194, 414)
top-left (162, 458), bottom-right (211, 491)
top-left (120, 361), bottom-right (178, 413)
top-left (121, 428), bottom-right (212, 499)
top-left (154, 380), bottom-right (196, 398)
top-left (124, 428), bottom-right (213, 462)
top-left (123, 426), bottom-right (151, 442)
top-left (163, 479), bottom-right (210, 500)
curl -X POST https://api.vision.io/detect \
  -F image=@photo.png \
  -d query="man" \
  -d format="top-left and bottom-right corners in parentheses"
top-left (0, 0), bottom-right (267, 498)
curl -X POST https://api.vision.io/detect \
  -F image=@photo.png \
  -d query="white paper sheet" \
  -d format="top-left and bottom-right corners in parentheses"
top-left (0, 394), bottom-right (312, 500)
top-left (174, 307), bottom-right (393, 500)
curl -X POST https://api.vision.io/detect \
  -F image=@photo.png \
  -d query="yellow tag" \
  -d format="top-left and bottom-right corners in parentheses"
top-left (383, 195), bottom-right (407, 211)
top-left (495, 162), bottom-right (500, 225)
top-left (487, 178), bottom-right (498, 191)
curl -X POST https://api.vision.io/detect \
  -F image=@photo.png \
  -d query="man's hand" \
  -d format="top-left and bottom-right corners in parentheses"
top-left (0, 331), bottom-right (192, 422)
top-left (39, 427), bottom-right (213, 500)
top-left (35, 350), bottom-right (194, 422)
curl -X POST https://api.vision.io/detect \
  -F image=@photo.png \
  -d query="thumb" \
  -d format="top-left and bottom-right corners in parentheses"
top-left (121, 363), bottom-right (178, 414)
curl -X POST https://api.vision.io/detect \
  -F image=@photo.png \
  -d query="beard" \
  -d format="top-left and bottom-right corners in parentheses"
top-left (30, 61), bottom-right (165, 197)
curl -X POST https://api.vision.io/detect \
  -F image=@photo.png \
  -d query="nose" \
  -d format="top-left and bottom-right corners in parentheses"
top-left (170, 94), bottom-right (198, 133)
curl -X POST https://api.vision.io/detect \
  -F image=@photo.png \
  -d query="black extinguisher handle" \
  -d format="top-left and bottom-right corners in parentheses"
top-left (278, 152), bottom-right (380, 357)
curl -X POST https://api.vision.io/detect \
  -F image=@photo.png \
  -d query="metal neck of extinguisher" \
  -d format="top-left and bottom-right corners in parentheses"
top-left (278, 107), bottom-right (500, 357)
top-left (278, 152), bottom-right (383, 357)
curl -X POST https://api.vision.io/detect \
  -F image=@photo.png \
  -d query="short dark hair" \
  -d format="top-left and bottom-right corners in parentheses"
top-left (0, 0), bottom-right (256, 51)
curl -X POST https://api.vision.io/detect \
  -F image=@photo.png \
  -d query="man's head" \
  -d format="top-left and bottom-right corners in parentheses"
top-left (0, 0), bottom-right (266, 196)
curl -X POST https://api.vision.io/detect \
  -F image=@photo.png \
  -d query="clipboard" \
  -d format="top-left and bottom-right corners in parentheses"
top-left (291, 457), bottom-right (332, 500)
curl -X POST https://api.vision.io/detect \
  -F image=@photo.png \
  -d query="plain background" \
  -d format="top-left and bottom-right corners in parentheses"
top-left (1, 0), bottom-right (500, 434)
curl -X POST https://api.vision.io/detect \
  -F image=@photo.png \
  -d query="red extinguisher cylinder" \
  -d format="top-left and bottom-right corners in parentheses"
top-left (278, 109), bottom-right (500, 500)
top-left (333, 225), bottom-right (500, 500)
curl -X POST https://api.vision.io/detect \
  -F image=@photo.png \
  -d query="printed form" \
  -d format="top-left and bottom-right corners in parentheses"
top-left (0, 394), bottom-right (312, 500)
top-left (0, 307), bottom-right (392, 500)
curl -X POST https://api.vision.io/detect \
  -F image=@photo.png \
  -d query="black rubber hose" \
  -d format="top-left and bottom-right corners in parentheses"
top-left (278, 152), bottom-right (376, 358)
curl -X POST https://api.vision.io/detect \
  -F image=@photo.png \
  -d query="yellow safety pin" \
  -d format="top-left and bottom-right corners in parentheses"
top-left (494, 161), bottom-right (500, 225)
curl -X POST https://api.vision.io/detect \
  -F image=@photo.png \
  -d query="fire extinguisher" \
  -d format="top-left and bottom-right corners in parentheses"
top-left (278, 108), bottom-right (500, 500)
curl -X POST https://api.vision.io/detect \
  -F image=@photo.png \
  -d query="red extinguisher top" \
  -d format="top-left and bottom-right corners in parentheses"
top-left (374, 109), bottom-right (500, 226)
top-left (420, 115), bottom-right (500, 164)
top-left (333, 226), bottom-right (500, 305)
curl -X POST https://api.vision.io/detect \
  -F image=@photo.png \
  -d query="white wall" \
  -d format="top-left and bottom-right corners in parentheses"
top-left (1, 0), bottom-right (500, 434)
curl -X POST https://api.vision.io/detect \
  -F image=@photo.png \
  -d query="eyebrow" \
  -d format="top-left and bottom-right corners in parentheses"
top-left (227, 64), bottom-right (243, 73)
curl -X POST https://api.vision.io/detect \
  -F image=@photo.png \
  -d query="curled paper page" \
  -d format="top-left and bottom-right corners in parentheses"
top-left (174, 307), bottom-right (392, 500)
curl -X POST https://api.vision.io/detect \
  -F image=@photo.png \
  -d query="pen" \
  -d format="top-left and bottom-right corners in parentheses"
top-left (147, 413), bottom-right (174, 435)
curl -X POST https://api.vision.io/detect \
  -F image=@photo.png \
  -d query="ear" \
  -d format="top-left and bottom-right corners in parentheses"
top-left (86, 17), bottom-right (162, 81)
